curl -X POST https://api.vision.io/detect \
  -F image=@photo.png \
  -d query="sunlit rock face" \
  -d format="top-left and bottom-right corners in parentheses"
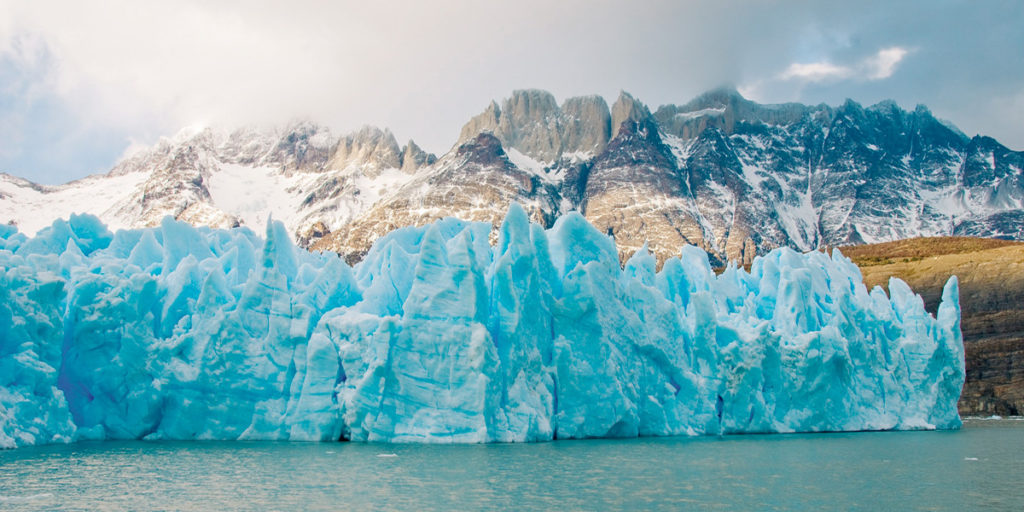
top-left (0, 207), bottom-right (964, 448)
top-left (456, 89), bottom-right (612, 163)
top-left (5, 88), bottom-right (1022, 268)
top-left (312, 133), bottom-right (560, 264)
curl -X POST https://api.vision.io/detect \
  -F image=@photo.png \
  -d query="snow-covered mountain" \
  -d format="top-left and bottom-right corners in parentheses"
top-left (1, 122), bottom-right (434, 248)
top-left (3, 88), bottom-right (1023, 265)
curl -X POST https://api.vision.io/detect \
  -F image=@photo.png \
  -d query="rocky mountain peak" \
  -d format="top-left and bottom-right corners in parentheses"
top-left (914, 104), bottom-right (935, 118)
top-left (962, 135), bottom-right (1019, 184)
top-left (687, 85), bottom-right (747, 109)
top-left (110, 122), bottom-right (342, 176)
top-left (6, 86), bottom-right (1024, 276)
top-left (108, 126), bottom-right (222, 178)
top-left (869, 98), bottom-right (901, 114)
top-left (610, 116), bottom-right (664, 148)
top-left (458, 101), bottom-right (502, 143)
top-left (400, 140), bottom-right (436, 173)
top-left (560, 95), bottom-right (612, 157)
top-left (327, 126), bottom-right (403, 173)
top-left (610, 91), bottom-right (652, 139)
top-left (655, 87), bottom-right (824, 140)
top-left (260, 121), bottom-right (335, 171)
top-left (504, 89), bottom-right (559, 121)
top-left (458, 89), bottom-right (612, 163)
top-left (454, 132), bottom-right (508, 167)
top-left (837, 98), bottom-right (867, 118)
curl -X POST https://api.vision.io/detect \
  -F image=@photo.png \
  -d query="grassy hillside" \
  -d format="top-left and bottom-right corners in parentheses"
top-left (838, 237), bottom-right (1023, 266)
top-left (838, 237), bottom-right (1024, 416)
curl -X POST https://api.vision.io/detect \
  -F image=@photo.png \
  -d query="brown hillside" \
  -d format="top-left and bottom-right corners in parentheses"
top-left (837, 237), bottom-right (1024, 416)
top-left (838, 236), bottom-right (1024, 268)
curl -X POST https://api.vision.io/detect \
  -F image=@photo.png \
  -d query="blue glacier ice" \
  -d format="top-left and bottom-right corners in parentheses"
top-left (0, 205), bottom-right (964, 448)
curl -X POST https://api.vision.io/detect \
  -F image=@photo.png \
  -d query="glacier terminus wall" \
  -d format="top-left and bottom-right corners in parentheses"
top-left (0, 204), bottom-right (964, 448)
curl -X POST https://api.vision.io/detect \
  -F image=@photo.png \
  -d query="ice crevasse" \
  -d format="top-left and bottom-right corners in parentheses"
top-left (0, 204), bottom-right (964, 448)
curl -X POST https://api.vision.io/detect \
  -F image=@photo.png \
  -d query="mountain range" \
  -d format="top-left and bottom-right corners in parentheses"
top-left (2, 87), bottom-right (1023, 266)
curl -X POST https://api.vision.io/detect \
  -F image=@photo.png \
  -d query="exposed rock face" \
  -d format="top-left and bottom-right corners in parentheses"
top-left (297, 220), bottom-right (331, 247)
top-left (449, 88), bottom-right (1024, 266)
top-left (401, 140), bottom-right (437, 172)
top-left (610, 91), bottom-right (651, 140)
top-left (3, 87), bottom-right (1024, 270)
top-left (677, 126), bottom-right (774, 266)
top-left (457, 89), bottom-right (611, 162)
top-left (965, 338), bottom-right (1024, 416)
top-left (260, 121), bottom-right (337, 172)
top-left (843, 238), bottom-right (1024, 416)
top-left (327, 126), bottom-right (403, 175)
top-left (561, 95), bottom-right (612, 158)
top-left (581, 117), bottom-right (710, 264)
top-left (109, 133), bottom-right (239, 229)
top-left (2, 122), bottom-right (436, 242)
top-left (655, 87), bottom-right (815, 140)
top-left (313, 133), bottom-right (559, 263)
top-left (955, 136), bottom-right (1024, 239)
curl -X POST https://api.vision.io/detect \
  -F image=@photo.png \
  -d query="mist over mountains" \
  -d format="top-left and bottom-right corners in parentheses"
top-left (2, 87), bottom-right (1022, 265)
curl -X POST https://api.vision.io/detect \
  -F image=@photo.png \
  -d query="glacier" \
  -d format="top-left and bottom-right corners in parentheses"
top-left (0, 204), bottom-right (964, 448)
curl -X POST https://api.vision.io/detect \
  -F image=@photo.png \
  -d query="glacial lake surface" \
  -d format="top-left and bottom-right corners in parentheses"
top-left (2, 418), bottom-right (1021, 511)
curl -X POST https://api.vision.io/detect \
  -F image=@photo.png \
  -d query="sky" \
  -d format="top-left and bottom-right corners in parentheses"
top-left (1, 0), bottom-right (1022, 185)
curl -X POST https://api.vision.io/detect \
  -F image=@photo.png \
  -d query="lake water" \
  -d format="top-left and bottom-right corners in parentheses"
top-left (1, 418), bottom-right (1021, 511)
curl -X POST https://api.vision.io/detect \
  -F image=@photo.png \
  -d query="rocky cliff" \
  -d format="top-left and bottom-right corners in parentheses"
top-left (842, 237), bottom-right (1024, 416)
top-left (3, 87), bottom-right (1024, 268)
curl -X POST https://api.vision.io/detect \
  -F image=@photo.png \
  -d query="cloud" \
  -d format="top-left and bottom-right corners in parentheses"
top-left (1, 1), bottom-right (1023, 183)
top-left (0, 0), bottom-right (790, 182)
top-left (776, 46), bottom-right (910, 84)
top-left (0, 36), bottom-right (57, 162)
top-left (864, 47), bottom-right (909, 80)
top-left (779, 61), bottom-right (852, 82)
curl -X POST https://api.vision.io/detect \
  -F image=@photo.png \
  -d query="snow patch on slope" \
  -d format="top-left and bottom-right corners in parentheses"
top-left (208, 164), bottom-right (304, 230)
top-left (0, 172), bottom-right (148, 235)
top-left (507, 147), bottom-right (566, 185)
top-left (674, 107), bottom-right (726, 120)
top-left (661, 133), bottom-right (694, 168)
top-left (208, 164), bottom-right (418, 239)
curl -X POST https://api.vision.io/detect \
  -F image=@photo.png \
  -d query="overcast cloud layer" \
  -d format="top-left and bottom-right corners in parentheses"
top-left (1, 0), bottom-right (1022, 184)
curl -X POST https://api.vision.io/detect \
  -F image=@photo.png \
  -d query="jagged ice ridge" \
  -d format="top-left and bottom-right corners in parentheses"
top-left (0, 205), bottom-right (964, 448)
